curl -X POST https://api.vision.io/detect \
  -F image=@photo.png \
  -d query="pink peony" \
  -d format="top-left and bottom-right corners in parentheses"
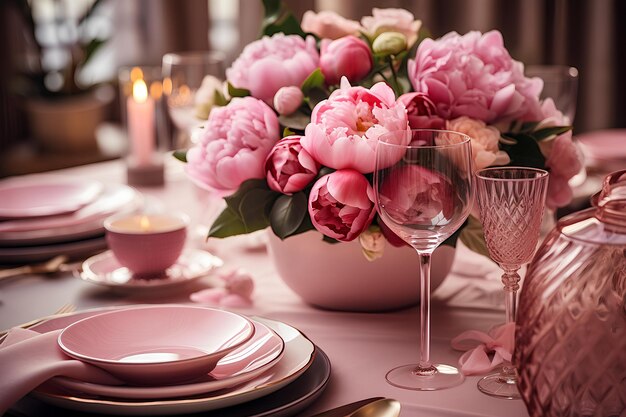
top-left (536, 98), bottom-right (581, 208)
top-left (545, 132), bottom-right (581, 208)
top-left (301, 79), bottom-right (411, 174)
top-left (186, 97), bottom-right (280, 194)
top-left (265, 135), bottom-right (320, 194)
top-left (301, 10), bottom-right (361, 40)
top-left (408, 30), bottom-right (544, 124)
top-left (273, 86), bottom-right (304, 115)
top-left (378, 165), bottom-right (455, 231)
top-left (446, 116), bottom-right (510, 170)
top-left (398, 92), bottom-right (446, 129)
top-left (361, 8), bottom-right (422, 46)
top-left (308, 169), bottom-right (375, 242)
top-left (320, 36), bottom-right (373, 86)
top-left (226, 34), bottom-right (319, 103)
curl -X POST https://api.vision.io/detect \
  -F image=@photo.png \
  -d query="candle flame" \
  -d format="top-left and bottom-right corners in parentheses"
top-left (140, 216), bottom-right (151, 231)
top-left (133, 79), bottom-right (149, 103)
top-left (130, 67), bottom-right (144, 82)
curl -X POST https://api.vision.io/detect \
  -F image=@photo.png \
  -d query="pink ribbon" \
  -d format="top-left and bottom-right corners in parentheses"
top-left (450, 322), bottom-right (515, 375)
top-left (190, 269), bottom-right (254, 308)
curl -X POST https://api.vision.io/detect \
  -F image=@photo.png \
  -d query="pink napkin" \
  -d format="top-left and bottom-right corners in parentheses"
top-left (0, 328), bottom-right (122, 415)
top-left (450, 322), bottom-right (515, 375)
top-left (190, 269), bottom-right (254, 308)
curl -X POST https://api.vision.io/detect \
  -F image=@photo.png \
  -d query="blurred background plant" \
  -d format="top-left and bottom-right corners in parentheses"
top-left (10, 0), bottom-right (109, 98)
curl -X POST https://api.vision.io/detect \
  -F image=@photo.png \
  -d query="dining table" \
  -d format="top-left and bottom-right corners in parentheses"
top-left (0, 157), bottom-right (531, 417)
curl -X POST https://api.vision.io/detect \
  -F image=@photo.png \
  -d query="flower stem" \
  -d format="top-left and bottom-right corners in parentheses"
top-left (387, 56), bottom-right (402, 96)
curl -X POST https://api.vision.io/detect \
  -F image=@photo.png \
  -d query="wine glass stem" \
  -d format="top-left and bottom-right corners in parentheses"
top-left (501, 268), bottom-right (521, 380)
top-left (417, 251), bottom-right (434, 374)
top-left (502, 268), bottom-right (521, 324)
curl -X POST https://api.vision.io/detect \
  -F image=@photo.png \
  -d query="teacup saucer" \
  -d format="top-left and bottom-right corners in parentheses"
top-left (80, 249), bottom-right (223, 291)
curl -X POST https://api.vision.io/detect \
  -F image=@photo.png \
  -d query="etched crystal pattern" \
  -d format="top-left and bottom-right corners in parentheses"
top-left (515, 230), bottom-right (626, 417)
top-left (476, 178), bottom-right (547, 267)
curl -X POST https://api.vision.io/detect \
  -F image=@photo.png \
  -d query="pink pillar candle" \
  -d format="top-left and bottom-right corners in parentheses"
top-left (127, 79), bottom-right (155, 167)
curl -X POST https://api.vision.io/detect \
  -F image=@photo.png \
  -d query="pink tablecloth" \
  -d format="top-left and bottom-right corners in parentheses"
top-left (0, 159), bottom-right (529, 417)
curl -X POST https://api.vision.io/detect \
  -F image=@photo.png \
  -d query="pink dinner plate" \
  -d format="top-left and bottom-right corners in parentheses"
top-left (0, 183), bottom-right (142, 246)
top-left (576, 129), bottom-right (626, 168)
top-left (0, 177), bottom-right (103, 219)
top-left (58, 306), bottom-right (255, 385)
top-left (52, 319), bottom-right (284, 399)
top-left (79, 249), bottom-right (223, 291)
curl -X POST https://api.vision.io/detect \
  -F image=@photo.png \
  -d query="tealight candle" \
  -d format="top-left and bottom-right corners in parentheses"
top-left (104, 213), bottom-right (189, 277)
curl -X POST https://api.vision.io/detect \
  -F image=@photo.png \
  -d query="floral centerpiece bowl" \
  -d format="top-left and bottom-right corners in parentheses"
top-left (176, 2), bottom-right (581, 311)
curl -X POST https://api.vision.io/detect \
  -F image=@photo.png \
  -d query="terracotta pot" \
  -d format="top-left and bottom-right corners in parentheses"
top-left (267, 231), bottom-right (455, 312)
top-left (24, 86), bottom-right (114, 152)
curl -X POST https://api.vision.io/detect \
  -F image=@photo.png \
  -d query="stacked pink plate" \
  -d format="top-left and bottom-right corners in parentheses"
top-left (0, 175), bottom-right (142, 263)
top-left (577, 129), bottom-right (626, 173)
top-left (10, 304), bottom-right (330, 416)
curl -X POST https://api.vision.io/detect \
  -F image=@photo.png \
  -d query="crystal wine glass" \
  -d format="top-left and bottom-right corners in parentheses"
top-left (525, 65), bottom-right (578, 124)
top-left (162, 51), bottom-right (225, 148)
top-left (475, 167), bottom-right (549, 399)
top-left (374, 129), bottom-right (474, 390)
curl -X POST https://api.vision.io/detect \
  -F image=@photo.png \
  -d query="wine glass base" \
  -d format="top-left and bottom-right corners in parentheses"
top-left (477, 374), bottom-right (521, 399)
top-left (386, 363), bottom-right (464, 391)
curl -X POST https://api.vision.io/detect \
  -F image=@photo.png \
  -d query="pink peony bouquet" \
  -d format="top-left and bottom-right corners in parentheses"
top-left (179, 1), bottom-right (581, 257)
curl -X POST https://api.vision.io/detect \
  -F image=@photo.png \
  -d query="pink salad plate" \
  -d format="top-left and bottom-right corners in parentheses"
top-left (79, 249), bottom-right (223, 291)
top-left (0, 183), bottom-right (142, 246)
top-left (0, 235), bottom-right (107, 264)
top-left (57, 306), bottom-right (255, 385)
top-left (576, 129), bottom-right (626, 170)
top-left (23, 308), bottom-right (320, 416)
top-left (0, 177), bottom-right (103, 219)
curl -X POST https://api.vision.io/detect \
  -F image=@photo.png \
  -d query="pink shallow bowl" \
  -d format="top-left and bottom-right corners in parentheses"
top-left (104, 213), bottom-right (189, 276)
top-left (57, 306), bottom-right (255, 386)
top-left (0, 177), bottom-right (102, 219)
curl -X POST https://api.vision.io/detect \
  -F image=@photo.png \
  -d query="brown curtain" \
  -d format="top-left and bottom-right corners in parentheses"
top-left (314, 0), bottom-right (624, 134)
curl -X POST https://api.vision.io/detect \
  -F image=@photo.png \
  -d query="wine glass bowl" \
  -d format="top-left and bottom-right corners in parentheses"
top-left (474, 167), bottom-right (549, 399)
top-left (525, 65), bottom-right (578, 124)
top-left (162, 51), bottom-right (225, 147)
top-left (374, 129), bottom-right (473, 390)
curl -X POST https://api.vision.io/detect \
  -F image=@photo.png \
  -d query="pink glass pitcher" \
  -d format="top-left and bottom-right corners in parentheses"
top-left (515, 170), bottom-right (626, 417)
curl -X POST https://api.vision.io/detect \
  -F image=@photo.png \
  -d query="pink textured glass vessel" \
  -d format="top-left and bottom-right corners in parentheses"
top-left (515, 170), bottom-right (626, 417)
top-left (475, 167), bottom-right (549, 399)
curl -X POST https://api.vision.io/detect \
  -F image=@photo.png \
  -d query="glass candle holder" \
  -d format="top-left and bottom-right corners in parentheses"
top-left (118, 66), bottom-right (166, 186)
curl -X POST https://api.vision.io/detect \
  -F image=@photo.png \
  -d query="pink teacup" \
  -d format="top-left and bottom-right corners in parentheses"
top-left (104, 212), bottom-right (189, 277)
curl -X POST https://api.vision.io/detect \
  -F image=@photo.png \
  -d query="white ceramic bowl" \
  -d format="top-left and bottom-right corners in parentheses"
top-left (58, 305), bottom-right (255, 385)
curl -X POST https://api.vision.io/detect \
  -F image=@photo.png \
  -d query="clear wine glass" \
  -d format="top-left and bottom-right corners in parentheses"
top-left (475, 167), bottom-right (549, 399)
top-left (162, 51), bottom-right (225, 148)
top-left (374, 129), bottom-right (474, 390)
top-left (525, 65), bottom-right (578, 124)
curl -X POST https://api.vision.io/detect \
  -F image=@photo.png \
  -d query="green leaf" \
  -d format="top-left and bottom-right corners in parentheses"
top-left (238, 188), bottom-right (278, 232)
top-left (172, 149), bottom-right (187, 163)
top-left (262, 0), bottom-right (281, 17)
top-left (322, 235), bottom-right (340, 244)
top-left (223, 179), bottom-right (268, 211)
top-left (212, 89), bottom-right (229, 107)
top-left (261, 0), bottom-right (305, 37)
top-left (305, 87), bottom-right (328, 110)
top-left (81, 38), bottom-right (107, 66)
top-left (458, 216), bottom-right (492, 259)
top-left (300, 69), bottom-right (325, 94)
top-left (208, 207), bottom-right (248, 238)
top-left (499, 133), bottom-right (546, 169)
top-left (531, 126), bottom-right (572, 141)
top-left (227, 82), bottom-right (250, 98)
top-left (270, 192), bottom-right (308, 239)
top-left (278, 111), bottom-right (310, 131)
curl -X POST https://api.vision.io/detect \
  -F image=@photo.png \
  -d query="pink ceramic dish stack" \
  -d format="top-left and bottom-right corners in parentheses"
top-left (7, 304), bottom-right (330, 416)
top-left (0, 175), bottom-right (143, 263)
